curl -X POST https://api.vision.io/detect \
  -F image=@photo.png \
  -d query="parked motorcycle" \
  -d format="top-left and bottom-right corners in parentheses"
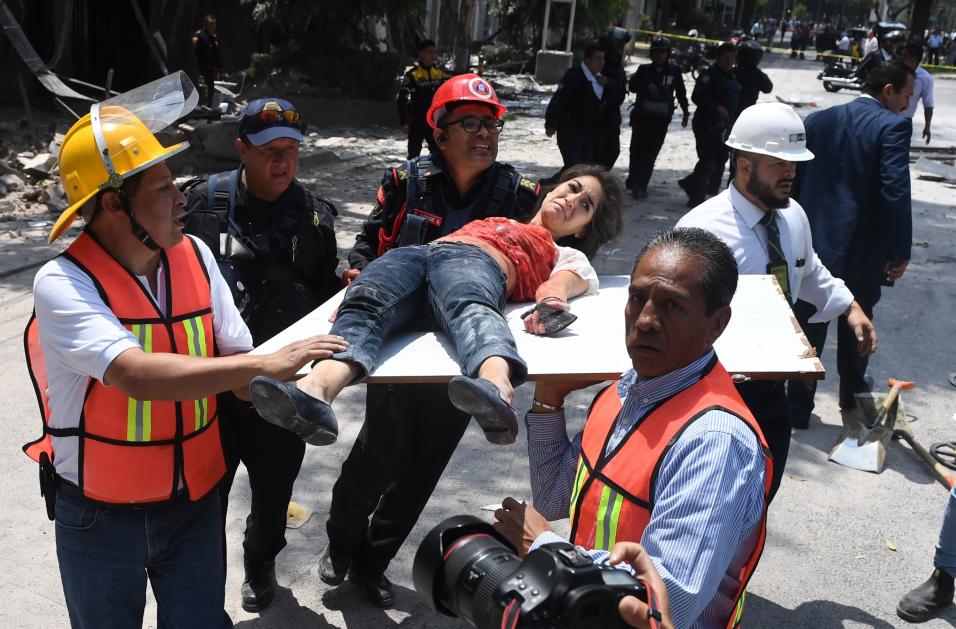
top-left (817, 57), bottom-right (863, 92)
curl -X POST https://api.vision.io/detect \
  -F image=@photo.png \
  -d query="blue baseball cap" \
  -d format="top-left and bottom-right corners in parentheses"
top-left (238, 98), bottom-right (305, 146)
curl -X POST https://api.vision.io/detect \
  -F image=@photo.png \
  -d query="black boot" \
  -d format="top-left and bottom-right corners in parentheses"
top-left (241, 557), bottom-right (276, 613)
top-left (318, 545), bottom-right (350, 586)
top-left (348, 566), bottom-right (396, 608)
top-left (897, 569), bottom-right (955, 623)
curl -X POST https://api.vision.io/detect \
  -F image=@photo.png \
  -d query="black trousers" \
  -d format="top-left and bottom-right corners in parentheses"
top-left (595, 115), bottom-right (622, 170)
top-left (557, 127), bottom-right (596, 170)
top-left (787, 282), bottom-right (882, 421)
top-left (684, 117), bottom-right (728, 199)
top-left (627, 115), bottom-right (670, 193)
top-left (326, 383), bottom-right (470, 576)
top-left (736, 379), bottom-right (789, 502)
top-left (200, 66), bottom-right (217, 108)
top-left (407, 123), bottom-right (438, 159)
top-left (218, 392), bottom-right (306, 570)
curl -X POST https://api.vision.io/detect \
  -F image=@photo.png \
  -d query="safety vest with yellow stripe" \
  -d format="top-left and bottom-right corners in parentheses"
top-left (23, 231), bottom-right (226, 505)
top-left (568, 358), bottom-right (773, 628)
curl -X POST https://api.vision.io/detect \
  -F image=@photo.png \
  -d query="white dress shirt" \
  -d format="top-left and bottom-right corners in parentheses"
top-left (580, 63), bottom-right (605, 100)
top-left (676, 185), bottom-right (854, 322)
top-left (32, 235), bottom-right (254, 484)
top-left (863, 37), bottom-right (879, 56)
top-left (902, 66), bottom-right (934, 119)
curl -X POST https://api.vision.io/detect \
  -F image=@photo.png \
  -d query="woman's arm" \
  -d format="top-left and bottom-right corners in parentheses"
top-left (535, 269), bottom-right (589, 303)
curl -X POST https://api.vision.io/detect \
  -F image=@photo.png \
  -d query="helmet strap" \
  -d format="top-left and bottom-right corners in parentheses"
top-left (117, 191), bottom-right (160, 251)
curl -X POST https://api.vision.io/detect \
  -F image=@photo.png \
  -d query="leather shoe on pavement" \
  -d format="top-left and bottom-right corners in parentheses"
top-left (447, 375), bottom-right (518, 445)
top-left (241, 558), bottom-right (276, 613)
top-left (348, 567), bottom-right (396, 608)
top-left (897, 569), bottom-right (955, 622)
top-left (319, 546), bottom-right (350, 586)
top-left (249, 376), bottom-right (338, 446)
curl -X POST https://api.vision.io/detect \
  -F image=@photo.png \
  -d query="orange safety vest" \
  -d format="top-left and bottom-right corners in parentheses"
top-left (568, 358), bottom-right (773, 628)
top-left (22, 232), bottom-right (226, 505)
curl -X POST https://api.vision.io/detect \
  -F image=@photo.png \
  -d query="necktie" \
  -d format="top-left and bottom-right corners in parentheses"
top-left (759, 210), bottom-right (792, 303)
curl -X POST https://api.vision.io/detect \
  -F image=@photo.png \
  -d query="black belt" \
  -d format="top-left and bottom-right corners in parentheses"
top-left (54, 478), bottom-right (189, 510)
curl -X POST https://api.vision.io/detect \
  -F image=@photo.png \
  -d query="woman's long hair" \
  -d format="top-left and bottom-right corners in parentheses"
top-left (541, 164), bottom-right (624, 259)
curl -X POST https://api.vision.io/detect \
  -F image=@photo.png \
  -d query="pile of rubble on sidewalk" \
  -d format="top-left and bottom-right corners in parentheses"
top-left (0, 119), bottom-right (68, 232)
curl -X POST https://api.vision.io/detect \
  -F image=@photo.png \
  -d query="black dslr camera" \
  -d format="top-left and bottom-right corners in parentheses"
top-left (413, 515), bottom-right (647, 628)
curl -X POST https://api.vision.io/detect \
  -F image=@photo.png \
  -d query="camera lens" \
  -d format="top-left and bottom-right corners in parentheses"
top-left (413, 515), bottom-right (521, 628)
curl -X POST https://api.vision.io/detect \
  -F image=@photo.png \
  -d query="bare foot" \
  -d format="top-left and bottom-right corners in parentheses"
top-left (295, 360), bottom-right (361, 406)
top-left (477, 357), bottom-right (515, 405)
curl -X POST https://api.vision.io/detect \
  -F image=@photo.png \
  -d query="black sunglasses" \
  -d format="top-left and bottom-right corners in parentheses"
top-left (441, 116), bottom-right (505, 135)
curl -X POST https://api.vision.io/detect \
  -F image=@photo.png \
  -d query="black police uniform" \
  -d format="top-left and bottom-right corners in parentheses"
top-left (680, 64), bottom-right (740, 203)
top-left (327, 153), bottom-right (539, 585)
top-left (595, 56), bottom-right (628, 169)
top-left (727, 60), bottom-right (772, 182)
top-left (181, 168), bottom-right (340, 580)
top-left (193, 28), bottom-right (224, 108)
top-left (626, 61), bottom-right (688, 195)
top-left (545, 66), bottom-right (609, 170)
top-left (397, 63), bottom-right (449, 159)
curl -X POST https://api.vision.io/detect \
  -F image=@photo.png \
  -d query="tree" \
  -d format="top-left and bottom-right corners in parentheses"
top-left (454, 0), bottom-right (477, 71)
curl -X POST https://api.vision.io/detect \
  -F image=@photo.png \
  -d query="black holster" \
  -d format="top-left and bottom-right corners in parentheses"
top-left (38, 452), bottom-right (56, 521)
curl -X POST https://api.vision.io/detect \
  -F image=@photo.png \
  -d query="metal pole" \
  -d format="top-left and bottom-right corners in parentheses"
top-left (542, 0), bottom-right (552, 50)
top-left (566, 0), bottom-right (577, 52)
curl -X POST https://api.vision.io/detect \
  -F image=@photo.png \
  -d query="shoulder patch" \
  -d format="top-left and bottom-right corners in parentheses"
top-left (519, 177), bottom-right (539, 195)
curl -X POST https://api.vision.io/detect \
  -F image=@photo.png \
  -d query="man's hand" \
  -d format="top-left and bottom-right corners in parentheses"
top-left (261, 335), bottom-right (348, 381)
top-left (546, 127), bottom-right (556, 138)
top-left (342, 268), bottom-right (361, 287)
top-left (845, 301), bottom-right (878, 356)
top-left (681, 111), bottom-right (690, 127)
top-left (493, 498), bottom-right (553, 557)
top-left (923, 126), bottom-right (932, 144)
top-left (610, 542), bottom-right (674, 629)
top-left (401, 124), bottom-right (410, 135)
top-left (885, 259), bottom-right (909, 282)
top-left (532, 379), bottom-right (602, 410)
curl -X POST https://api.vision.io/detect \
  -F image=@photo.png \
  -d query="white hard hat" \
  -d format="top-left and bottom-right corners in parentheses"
top-left (725, 102), bottom-right (814, 162)
top-left (688, 29), bottom-right (699, 37)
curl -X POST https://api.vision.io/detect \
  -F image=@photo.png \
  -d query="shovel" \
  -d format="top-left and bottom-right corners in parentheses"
top-left (828, 377), bottom-right (915, 473)
top-left (893, 415), bottom-right (956, 490)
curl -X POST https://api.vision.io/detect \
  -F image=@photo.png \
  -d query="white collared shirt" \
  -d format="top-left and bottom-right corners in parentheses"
top-left (580, 63), bottom-right (605, 100)
top-left (676, 185), bottom-right (854, 323)
top-left (902, 66), bottom-right (934, 119)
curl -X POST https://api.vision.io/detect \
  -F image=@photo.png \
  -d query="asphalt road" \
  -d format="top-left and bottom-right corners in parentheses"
top-left (0, 54), bottom-right (954, 628)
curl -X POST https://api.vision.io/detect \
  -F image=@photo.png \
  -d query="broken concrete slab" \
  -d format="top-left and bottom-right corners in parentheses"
top-left (913, 156), bottom-right (956, 182)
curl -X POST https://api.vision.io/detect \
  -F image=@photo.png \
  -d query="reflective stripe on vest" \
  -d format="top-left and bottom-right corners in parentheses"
top-left (22, 232), bottom-right (225, 505)
top-left (569, 359), bottom-right (773, 629)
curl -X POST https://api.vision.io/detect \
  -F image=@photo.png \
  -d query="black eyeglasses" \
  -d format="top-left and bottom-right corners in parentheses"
top-left (442, 116), bottom-right (505, 135)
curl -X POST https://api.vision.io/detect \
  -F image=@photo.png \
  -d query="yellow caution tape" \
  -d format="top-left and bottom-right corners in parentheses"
top-left (629, 28), bottom-right (956, 73)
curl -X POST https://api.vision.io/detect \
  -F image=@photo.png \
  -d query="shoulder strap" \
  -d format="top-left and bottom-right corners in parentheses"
top-left (206, 169), bottom-right (241, 235)
top-left (487, 165), bottom-right (521, 215)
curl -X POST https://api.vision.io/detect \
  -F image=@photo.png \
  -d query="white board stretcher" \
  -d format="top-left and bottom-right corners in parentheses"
top-left (252, 275), bottom-right (824, 383)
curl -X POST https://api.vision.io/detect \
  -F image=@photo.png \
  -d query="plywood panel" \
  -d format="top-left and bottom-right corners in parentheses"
top-left (252, 275), bottom-right (824, 382)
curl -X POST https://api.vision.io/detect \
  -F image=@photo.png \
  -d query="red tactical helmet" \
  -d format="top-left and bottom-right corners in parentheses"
top-left (426, 74), bottom-right (507, 129)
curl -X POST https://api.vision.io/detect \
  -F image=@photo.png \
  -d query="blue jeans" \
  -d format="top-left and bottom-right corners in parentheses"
top-left (331, 242), bottom-right (528, 385)
top-left (935, 484), bottom-right (956, 577)
top-left (55, 489), bottom-right (231, 629)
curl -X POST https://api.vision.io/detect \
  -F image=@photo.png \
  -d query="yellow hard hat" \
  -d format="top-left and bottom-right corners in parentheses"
top-left (50, 104), bottom-right (189, 243)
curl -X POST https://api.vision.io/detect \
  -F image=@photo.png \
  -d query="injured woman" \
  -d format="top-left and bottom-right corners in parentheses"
top-left (249, 164), bottom-right (624, 446)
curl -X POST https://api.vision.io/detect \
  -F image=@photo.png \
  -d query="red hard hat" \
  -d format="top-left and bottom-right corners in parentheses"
top-left (426, 74), bottom-right (507, 129)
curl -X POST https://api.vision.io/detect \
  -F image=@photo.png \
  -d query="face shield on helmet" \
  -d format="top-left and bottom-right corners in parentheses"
top-left (51, 71), bottom-right (198, 243)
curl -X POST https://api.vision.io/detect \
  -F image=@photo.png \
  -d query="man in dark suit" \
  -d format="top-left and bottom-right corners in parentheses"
top-left (545, 44), bottom-right (610, 173)
top-left (787, 60), bottom-right (915, 428)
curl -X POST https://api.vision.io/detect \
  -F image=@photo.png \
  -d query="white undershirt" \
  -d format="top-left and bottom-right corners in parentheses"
top-left (32, 235), bottom-right (253, 484)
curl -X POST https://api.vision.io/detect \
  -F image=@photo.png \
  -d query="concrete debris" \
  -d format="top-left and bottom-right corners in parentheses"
top-left (22, 152), bottom-right (56, 178)
top-left (914, 156), bottom-right (956, 182)
top-left (0, 174), bottom-right (23, 190)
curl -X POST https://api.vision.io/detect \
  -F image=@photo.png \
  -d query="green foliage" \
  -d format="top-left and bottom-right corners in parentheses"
top-left (244, 53), bottom-right (276, 83)
top-left (301, 49), bottom-right (408, 100)
top-left (479, 43), bottom-right (525, 65)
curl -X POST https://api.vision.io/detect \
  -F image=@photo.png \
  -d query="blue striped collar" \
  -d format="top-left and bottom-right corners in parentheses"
top-left (616, 349), bottom-right (716, 405)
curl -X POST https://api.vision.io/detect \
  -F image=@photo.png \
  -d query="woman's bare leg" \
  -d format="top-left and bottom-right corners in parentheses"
top-left (296, 360), bottom-right (362, 406)
top-left (477, 356), bottom-right (514, 405)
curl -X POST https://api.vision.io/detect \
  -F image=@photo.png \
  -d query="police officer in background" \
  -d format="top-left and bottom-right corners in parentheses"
top-left (545, 44), bottom-right (609, 176)
top-left (727, 39), bottom-right (772, 182)
top-left (625, 36), bottom-right (689, 200)
top-left (192, 14), bottom-right (225, 108)
top-left (320, 75), bottom-right (540, 607)
top-left (182, 98), bottom-right (341, 612)
top-left (595, 27), bottom-right (632, 169)
top-left (678, 42), bottom-right (740, 207)
top-left (397, 39), bottom-right (450, 158)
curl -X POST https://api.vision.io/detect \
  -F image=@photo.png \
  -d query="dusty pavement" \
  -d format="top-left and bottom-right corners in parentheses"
top-left (1, 53), bottom-right (956, 628)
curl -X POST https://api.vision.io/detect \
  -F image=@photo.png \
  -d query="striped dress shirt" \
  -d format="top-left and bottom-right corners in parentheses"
top-left (525, 350), bottom-right (767, 629)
